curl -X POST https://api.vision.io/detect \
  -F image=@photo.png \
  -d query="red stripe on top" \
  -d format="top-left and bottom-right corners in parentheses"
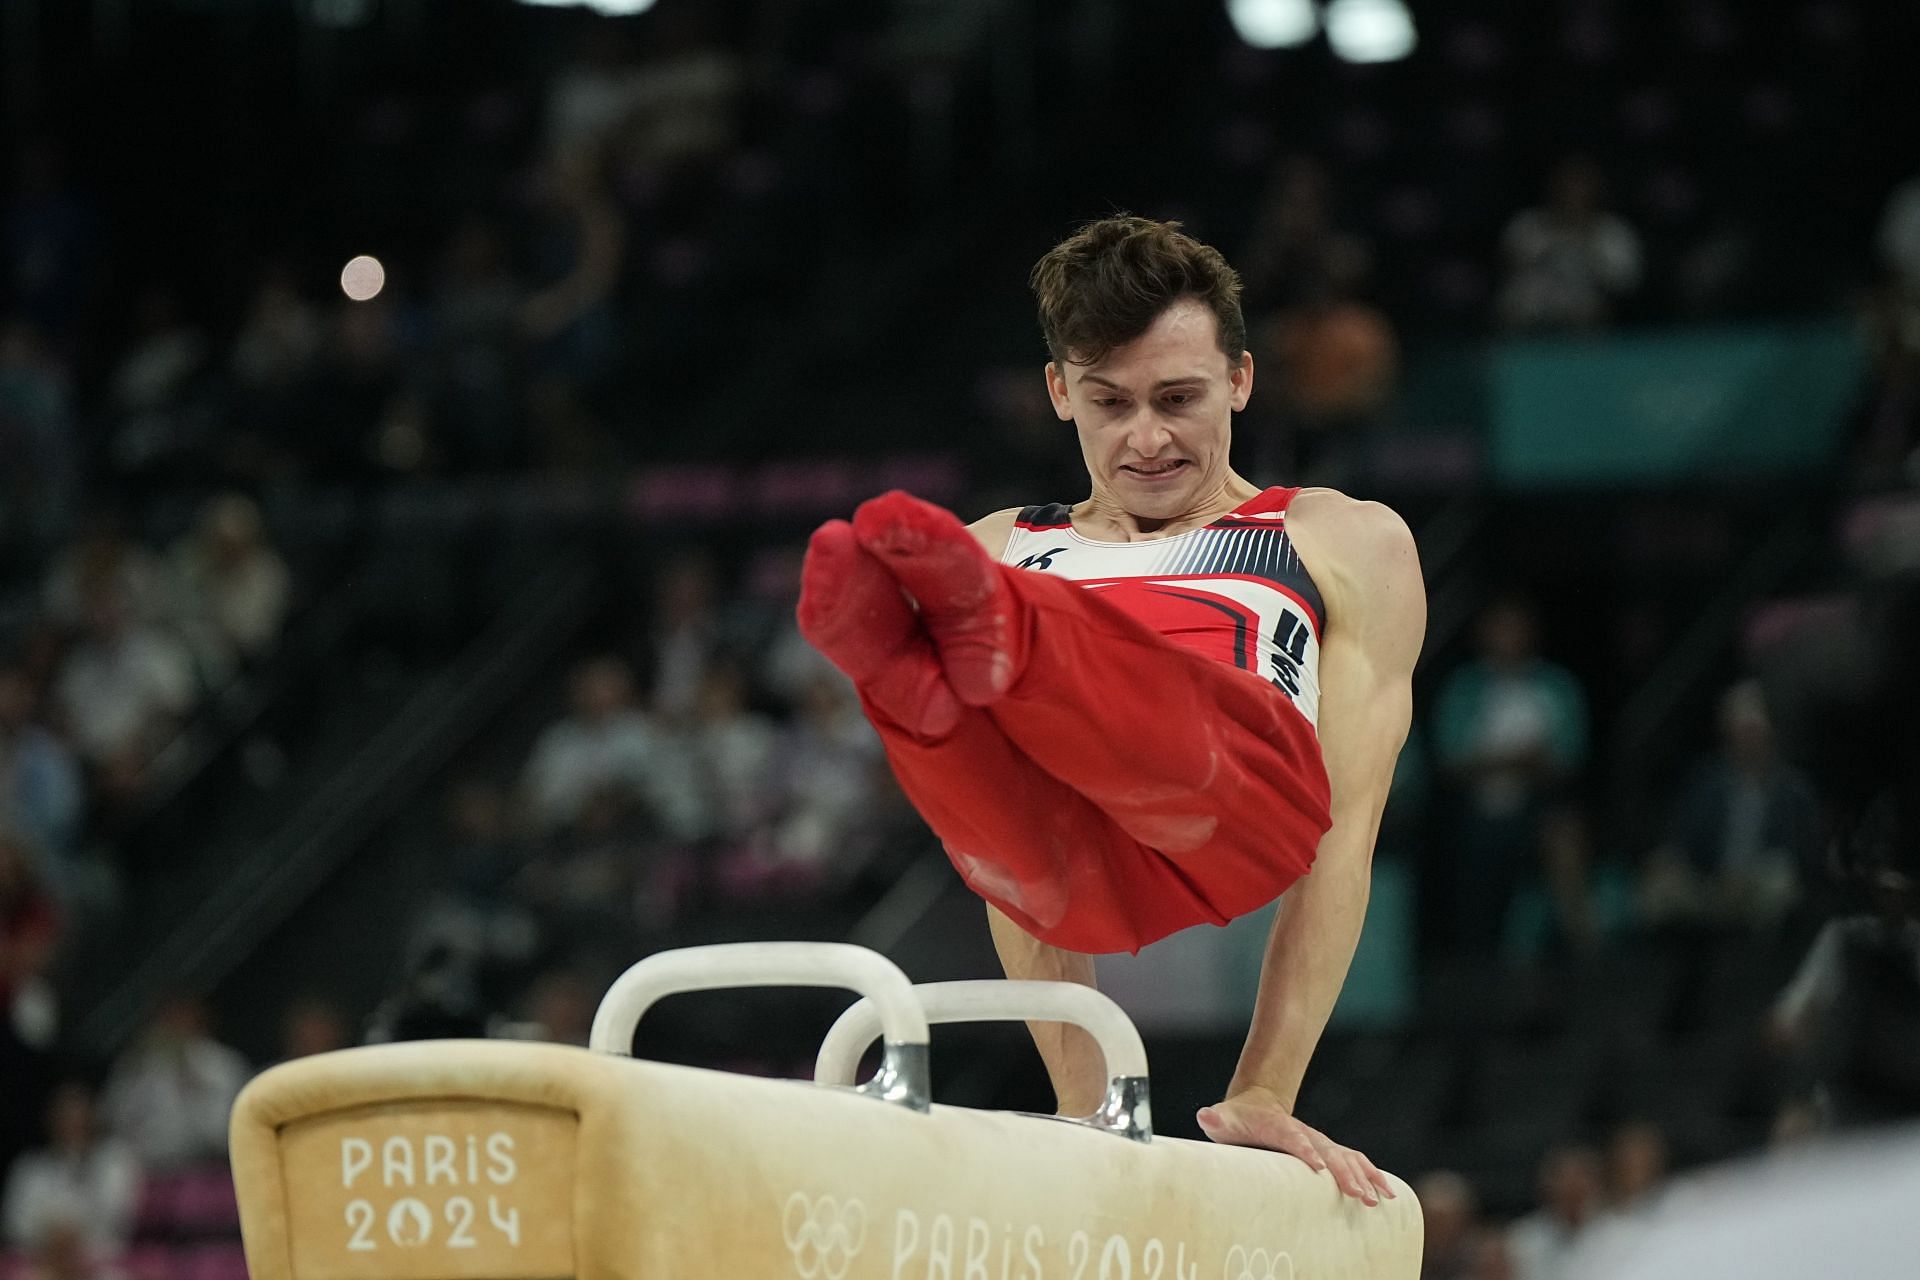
top-left (1076, 572), bottom-right (1324, 639)
top-left (1208, 485), bottom-right (1301, 525)
top-left (1014, 520), bottom-right (1073, 531)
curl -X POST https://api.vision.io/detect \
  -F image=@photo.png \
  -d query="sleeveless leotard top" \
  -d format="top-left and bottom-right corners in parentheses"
top-left (999, 487), bottom-right (1326, 728)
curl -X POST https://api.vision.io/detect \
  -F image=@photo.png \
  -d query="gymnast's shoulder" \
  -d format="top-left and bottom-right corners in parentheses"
top-left (966, 507), bottom-right (1024, 559)
top-left (1285, 488), bottom-right (1424, 615)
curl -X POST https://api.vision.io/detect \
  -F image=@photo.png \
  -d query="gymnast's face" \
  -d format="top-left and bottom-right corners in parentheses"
top-left (1046, 298), bottom-right (1252, 523)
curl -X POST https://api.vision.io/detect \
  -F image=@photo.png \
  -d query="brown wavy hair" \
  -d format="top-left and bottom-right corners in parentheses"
top-left (1028, 215), bottom-right (1246, 369)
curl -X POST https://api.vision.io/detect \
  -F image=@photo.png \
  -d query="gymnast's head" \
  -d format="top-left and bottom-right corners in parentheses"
top-left (1030, 215), bottom-right (1252, 521)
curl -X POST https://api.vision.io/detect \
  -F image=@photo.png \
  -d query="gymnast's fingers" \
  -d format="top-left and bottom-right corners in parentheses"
top-left (1270, 1118), bottom-right (1331, 1172)
top-left (1324, 1146), bottom-right (1379, 1205)
top-left (1357, 1150), bottom-right (1397, 1200)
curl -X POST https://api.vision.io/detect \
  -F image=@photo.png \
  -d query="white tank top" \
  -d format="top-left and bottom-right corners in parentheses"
top-left (999, 487), bottom-right (1325, 728)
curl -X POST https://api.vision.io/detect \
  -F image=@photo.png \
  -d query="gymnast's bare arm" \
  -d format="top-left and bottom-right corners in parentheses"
top-left (1200, 489), bottom-right (1424, 1203)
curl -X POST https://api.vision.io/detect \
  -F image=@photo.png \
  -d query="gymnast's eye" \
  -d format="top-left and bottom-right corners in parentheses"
top-left (1092, 397), bottom-right (1125, 409)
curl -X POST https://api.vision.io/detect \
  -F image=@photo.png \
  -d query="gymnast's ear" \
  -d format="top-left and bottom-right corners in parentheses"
top-left (1044, 362), bottom-right (1075, 422)
top-left (1228, 350), bottom-right (1254, 412)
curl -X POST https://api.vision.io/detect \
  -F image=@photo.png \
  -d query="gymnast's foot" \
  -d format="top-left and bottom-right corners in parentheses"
top-left (798, 519), bottom-right (962, 738)
top-left (851, 490), bottom-right (1019, 705)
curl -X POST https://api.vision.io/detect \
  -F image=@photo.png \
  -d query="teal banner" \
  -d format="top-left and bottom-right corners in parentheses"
top-left (1488, 321), bottom-right (1866, 487)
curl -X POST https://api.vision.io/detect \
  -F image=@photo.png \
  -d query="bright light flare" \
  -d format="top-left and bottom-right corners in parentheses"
top-left (340, 255), bottom-right (386, 302)
top-left (1226, 0), bottom-right (1320, 49)
top-left (1325, 0), bottom-right (1418, 63)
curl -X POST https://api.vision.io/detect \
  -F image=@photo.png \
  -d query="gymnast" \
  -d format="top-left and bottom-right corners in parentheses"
top-left (798, 215), bottom-right (1424, 1207)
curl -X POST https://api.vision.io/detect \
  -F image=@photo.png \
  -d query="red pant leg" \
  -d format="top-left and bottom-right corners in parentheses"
top-left (988, 566), bottom-right (1333, 923)
top-left (867, 696), bottom-right (1223, 953)
top-left (864, 565), bottom-right (1332, 954)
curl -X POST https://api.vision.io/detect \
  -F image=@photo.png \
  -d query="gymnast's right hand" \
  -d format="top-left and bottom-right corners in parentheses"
top-left (1196, 1087), bottom-right (1395, 1207)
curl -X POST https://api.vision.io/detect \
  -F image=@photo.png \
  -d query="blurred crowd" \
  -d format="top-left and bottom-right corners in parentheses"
top-left (1215, 150), bottom-right (1920, 495)
top-left (1, 490), bottom-right (294, 1017)
top-left (369, 552), bottom-right (924, 1043)
top-left (2, 6), bottom-right (860, 544)
top-left (0, 535), bottom-right (932, 1279)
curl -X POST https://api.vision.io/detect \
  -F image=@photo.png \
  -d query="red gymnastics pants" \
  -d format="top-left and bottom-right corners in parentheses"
top-left (863, 566), bottom-right (1333, 955)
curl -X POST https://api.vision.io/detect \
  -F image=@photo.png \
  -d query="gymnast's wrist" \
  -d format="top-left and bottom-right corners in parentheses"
top-left (1224, 1077), bottom-right (1298, 1113)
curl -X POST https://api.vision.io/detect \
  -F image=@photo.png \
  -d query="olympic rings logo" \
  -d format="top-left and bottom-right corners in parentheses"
top-left (781, 1193), bottom-right (868, 1280)
top-left (1224, 1245), bottom-right (1295, 1280)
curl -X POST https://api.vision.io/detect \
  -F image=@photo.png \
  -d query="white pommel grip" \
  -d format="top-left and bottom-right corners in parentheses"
top-left (590, 941), bottom-right (934, 1111)
top-left (815, 979), bottom-right (1154, 1141)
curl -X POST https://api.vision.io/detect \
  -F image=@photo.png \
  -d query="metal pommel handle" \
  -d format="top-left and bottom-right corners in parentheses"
top-left (815, 980), bottom-right (1153, 1142)
top-left (591, 942), bottom-right (932, 1112)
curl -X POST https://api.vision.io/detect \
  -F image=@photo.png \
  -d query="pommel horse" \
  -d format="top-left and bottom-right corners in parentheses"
top-left (229, 943), bottom-right (1423, 1280)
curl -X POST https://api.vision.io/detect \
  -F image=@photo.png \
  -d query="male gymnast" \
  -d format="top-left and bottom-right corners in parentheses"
top-left (798, 216), bottom-right (1424, 1206)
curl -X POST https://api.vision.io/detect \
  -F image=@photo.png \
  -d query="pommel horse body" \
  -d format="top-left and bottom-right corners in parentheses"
top-left (230, 943), bottom-right (1422, 1280)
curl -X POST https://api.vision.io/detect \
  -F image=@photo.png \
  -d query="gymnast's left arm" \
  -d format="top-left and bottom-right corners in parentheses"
top-left (1196, 494), bottom-right (1425, 1205)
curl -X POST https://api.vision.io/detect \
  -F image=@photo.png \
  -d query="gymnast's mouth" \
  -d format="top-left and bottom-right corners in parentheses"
top-left (1122, 460), bottom-right (1189, 477)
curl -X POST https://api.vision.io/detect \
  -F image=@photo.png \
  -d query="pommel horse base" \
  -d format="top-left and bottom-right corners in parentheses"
top-left (230, 943), bottom-right (1422, 1279)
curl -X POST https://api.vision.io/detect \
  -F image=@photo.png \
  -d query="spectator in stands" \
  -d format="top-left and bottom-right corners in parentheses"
top-left (522, 968), bottom-right (596, 1048)
top-left (1607, 1119), bottom-right (1668, 1205)
top-left (683, 661), bottom-right (779, 846)
top-left (517, 788), bottom-right (647, 948)
top-left (3, 142), bottom-right (99, 357)
top-left (277, 997), bottom-right (353, 1062)
top-left (1496, 157), bottom-right (1643, 331)
top-left (1575, 1120), bottom-right (1671, 1268)
top-left (1434, 597), bottom-right (1595, 956)
top-left (1506, 1145), bottom-right (1603, 1280)
top-left (18, 1223), bottom-right (102, 1280)
top-left (1264, 295), bottom-right (1399, 484)
top-left (1240, 157), bottom-right (1373, 316)
top-left (167, 493), bottom-right (291, 669)
top-left (40, 516), bottom-right (164, 635)
top-left (1768, 1099), bottom-right (1821, 1149)
top-left (103, 289), bottom-right (212, 485)
top-left (0, 829), bottom-right (61, 1049)
top-left (614, 7), bottom-right (742, 179)
top-left (1852, 287), bottom-right (1920, 489)
top-left (545, 11), bottom-right (741, 182)
top-left (428, 218), bottom-right (525, 471)
top-left (0, 667), bottom-right (83, 882)
top-left (228, 264), bottom-right (324, 481)
top-left (766, 674), bottom-right (885, 877)
top-left (644, 554), bottom-right (725, 723)
top-left (1642, 681), bottom-right (1823, 932)
top-left (1851, 183), bottom-right (1920, 488)
top-left (306, 295), bottom-right (419, 480)
top-left (1, 1082), bottom-right (141, 1254)
top-left (52, 585), bottom-right (197, 778)
top-left (520, 148), bottom-right (624, 391)
top-left (1769, 830), bottom-right (1920, 1127)
top-left (230, 264), bottom-right (324, 409)
top-left (0, 833), bottom-right (58, 1191)
top-left (1880, 175), bottom-right (1920, 297)
top-left (522, 656), bottom-right (673, 834)
top-left (444, 779), bottom-right (525, 907)
top-left (366, 941), bottom-right (488, 1045)
top-left (101, 995), bottom-right (250, 1171)
top-left (1415, 1170), bottom-right (1481, 1280)
top-left (545, 26), bottom-right (647, 163)
top-left (1469, 1229), bottom-right (1516, 1280)
top-left (1239, 158), bottom-right (1394, 483)
top-left (0, 318), bottom-right (79, 555)
top-left (404, 782), bottom-right (541, 1013)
